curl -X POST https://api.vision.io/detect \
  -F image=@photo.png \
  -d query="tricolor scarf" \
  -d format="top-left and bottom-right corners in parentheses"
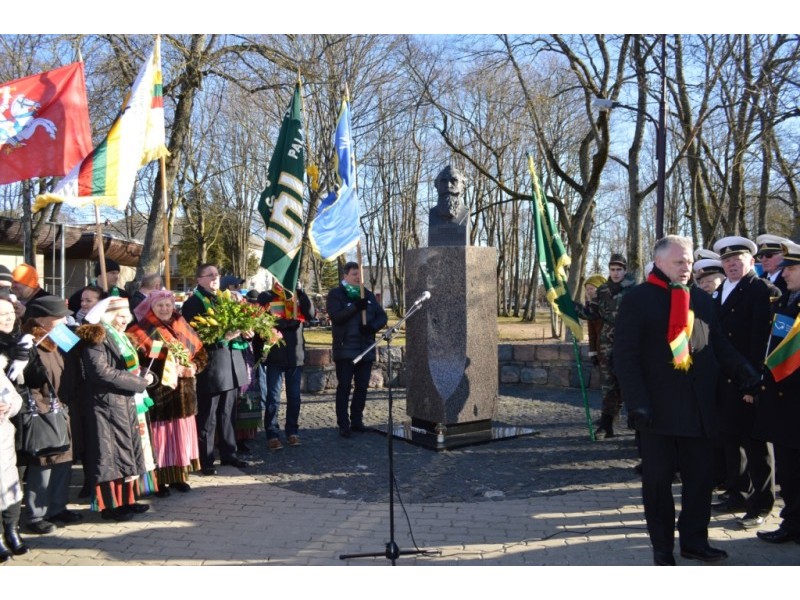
top-left (647, 271), bottom-right (695, 371)
top-left (267, 282), bottom-right (305, 322)
top-left (103, 322), bottom-right (140, 371)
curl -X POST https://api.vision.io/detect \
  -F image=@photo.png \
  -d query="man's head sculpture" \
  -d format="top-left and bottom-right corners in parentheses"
top-left (434, 165), bottom-right (466, 219)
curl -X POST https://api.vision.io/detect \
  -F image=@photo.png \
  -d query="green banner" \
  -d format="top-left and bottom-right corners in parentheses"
top-left (258, 82), bottom-right (305, 295)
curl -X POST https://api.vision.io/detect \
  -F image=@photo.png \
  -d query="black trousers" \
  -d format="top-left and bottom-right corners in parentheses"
top-left (774, 443), bottom-right (800, 534)
top-left (334, 359), bottom-right (372, 429)
top-left (720, 432), bottom-right (774, 515)
top-left (196, 388), bottom-right (238, 468)
top-left (640, 432), bottom-right (714, 554)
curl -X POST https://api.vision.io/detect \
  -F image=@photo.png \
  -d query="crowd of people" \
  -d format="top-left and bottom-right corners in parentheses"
top-left (0, 257), bottom-right (388, 564)
top-left (581, 233), bottom-right (800, 565)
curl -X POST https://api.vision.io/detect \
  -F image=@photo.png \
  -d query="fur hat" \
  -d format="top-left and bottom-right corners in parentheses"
top-left (12, 264), bottom-right (39, 288)
top-left (95, 258), bottom-right (121, 277)
top-left (608, 253), bottom-right (627, 268)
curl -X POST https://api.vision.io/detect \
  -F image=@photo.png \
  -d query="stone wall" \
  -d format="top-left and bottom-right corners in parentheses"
top-left (300, 343), bottom-right (599, 393)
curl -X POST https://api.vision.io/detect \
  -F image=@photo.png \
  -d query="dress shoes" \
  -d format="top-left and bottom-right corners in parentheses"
top-left (201, 467), bottom-right (217, 476)
top-left (711, 497), bottom-right (747, 514)
top-left (756, 528), bottom-right (800, 544)
top-left (738, 513), bottom-right (767, 529)
top-left (268, 438), bottom-right (284, 451)
top-left (123, 503), bottom-right (150, 514)
top-left (155, 487), bottom-right (171, 498)
top-left (26, 520), bottom-right (56, 535)
top-left (351, 423), bottom-right (368, 433)
top-left (339, 427), bottom-right (352, 438)
top-left (680, 545), bottom-right (728, 562)
top-left (172, 481), bottom-right (192, 493)
top-left (287, 435), bottom-right (301, 447)
top-left (3, 524), bottom-right (29, 555)
top-left (653, 551), bottom-right (675, 566)
top-left (220, 457), bottom-right (250, 468)
top-left (101, 508), bottom-right (133, 522)
top-left (237, 441), bottom-right (252, 455)
top-left (50, 509), bottom-right (84, 525)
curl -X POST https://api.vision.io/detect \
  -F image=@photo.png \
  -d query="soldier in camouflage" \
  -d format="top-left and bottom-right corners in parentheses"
top-left (595, 253), bottom-right (636, 438)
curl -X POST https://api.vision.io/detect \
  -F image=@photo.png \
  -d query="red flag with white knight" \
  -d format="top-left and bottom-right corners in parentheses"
top-left (0, 62), bottom-right (92, 185)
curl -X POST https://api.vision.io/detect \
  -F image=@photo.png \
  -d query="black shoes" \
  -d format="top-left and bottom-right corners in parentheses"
top-left (124, 503), bottom-right (150, 514)
top-left (653, 551), bottom-right (676, 566)
top-left (220, 458), bottom-right (250, 468)
top-left (757, 528), bottom-right (800, 544)
top-left (237, 441), bottom-right (252, 455)
top-left (680, 545), bottom-right (728, 562)
top-left (155, 487), bottom-right (171, 498)
top-left (351, 423), bottom-right (368, 433)
top-left (201, 467), bottom-right (217, 476)
top-left (3, 524), bottom-right (29, 556)
top-left (594, 415), bottom-right (615, 439)
top-left (50, 509), bottom-right (83, 525)
top-left (171, 481), bottom-right (192, 493)
top-left (101, 508), bottom-right (133, 522)
top-left (339, 427), bottom-right (352, 438)
top-left (738, 513), bottom-right (768, 529)
top-left (26, 520), bottom-right (56, 534)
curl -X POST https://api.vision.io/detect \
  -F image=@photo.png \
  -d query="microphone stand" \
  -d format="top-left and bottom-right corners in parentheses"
top-left (339, 298), bottom-right (436, 565)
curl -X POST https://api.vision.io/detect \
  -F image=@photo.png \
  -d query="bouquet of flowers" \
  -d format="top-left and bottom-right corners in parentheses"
top-left (190, 290), bottom-right (283, 354)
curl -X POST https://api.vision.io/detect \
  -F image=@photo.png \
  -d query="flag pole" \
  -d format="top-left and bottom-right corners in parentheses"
top-left (345, 81), bottom-right (367, 326)
top-left (160, 156), bottom-right (171, 290)
top-left (571, 336), bottom-right (596, 441)
top-left (94, 203), bottom-right (108, 291)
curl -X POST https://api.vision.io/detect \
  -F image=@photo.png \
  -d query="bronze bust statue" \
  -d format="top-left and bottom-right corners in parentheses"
top-left (428, 165), bottom-right (469, 246)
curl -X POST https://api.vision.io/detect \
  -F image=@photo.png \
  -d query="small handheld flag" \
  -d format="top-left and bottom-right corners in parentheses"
top-left (147, 339), bottom-right (164, 359)
top-left (45, 323), bottom-right (80, 352)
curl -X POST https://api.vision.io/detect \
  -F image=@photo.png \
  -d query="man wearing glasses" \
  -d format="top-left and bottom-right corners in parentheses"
top-left (182, 264), bottom-right (250, 475)
top-left (756, 234), bottom-right (791, 297)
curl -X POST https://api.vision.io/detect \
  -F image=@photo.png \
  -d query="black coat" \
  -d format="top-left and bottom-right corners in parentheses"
top-left (327, 284), bottom-right (388, 362)
top-left (614, 272), bottom-right (745, 438)
top-left (257, 289), bottom-right (315, 368)
top-left (181, 287), bottom-right (249, 395)
top-left (713, 271), bottom-right (775, 435)
top-left (753, 290), bottom-right (800, 450)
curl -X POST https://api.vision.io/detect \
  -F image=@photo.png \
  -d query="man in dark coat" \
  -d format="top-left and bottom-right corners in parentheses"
top-left (753, 240), bottom-right (800, 544)
top-left (755, 234), bottom-right (791, 297)
top-left (710, 236), bottom-right (777, 528)
top-left (327, 262), bottom-right (387, 438)
top-left (181, 263), bottom-right (249, 475)
top-left (258, 283), bottom-right (315, 449)
top-left (614, 235), bottom-right (758, 566)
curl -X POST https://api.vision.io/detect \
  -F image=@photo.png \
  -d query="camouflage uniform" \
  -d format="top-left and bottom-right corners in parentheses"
top-left (595, 274), bottom-right (636, 420)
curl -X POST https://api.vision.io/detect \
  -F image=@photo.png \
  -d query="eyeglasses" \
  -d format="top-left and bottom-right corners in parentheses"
top-left (759, 252), bottom-right (778, 259)
top-left (199, 272), bottom-right (220, 279)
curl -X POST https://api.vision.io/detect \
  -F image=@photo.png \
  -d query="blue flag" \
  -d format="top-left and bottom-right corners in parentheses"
top-left (308, 96), bottom-right (360, 260)
top-left (47, 322), bottom-right (80, 352)
top-left (773, 313), bottom-right (795, 339)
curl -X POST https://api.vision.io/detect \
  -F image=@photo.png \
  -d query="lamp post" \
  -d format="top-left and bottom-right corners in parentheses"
top-left (594, 38), bottom-right (668, 240)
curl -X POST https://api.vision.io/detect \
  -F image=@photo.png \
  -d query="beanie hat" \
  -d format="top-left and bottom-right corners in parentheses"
top-left (584, 273), bottom-right (607, 289)
top-left (12, 264), bottom-right (39, 288)
top-left (0, 264), bottom-right (12, 284)
top-left (95, 258), bottom-right (121, 277)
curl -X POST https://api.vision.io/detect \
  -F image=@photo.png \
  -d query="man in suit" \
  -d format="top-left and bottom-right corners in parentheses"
top-left (614, 235), bottom-right (758, 565)
top-left (327, 262), bottom-right (387, 438)
top-left (756, 234), bottom-right (791, 297)
top-left (710, 236), bottom-right (776, 529)
top-left (181, 263), bottom-right (249, 475)
top-left (753, 240), bottom-right (800, 544)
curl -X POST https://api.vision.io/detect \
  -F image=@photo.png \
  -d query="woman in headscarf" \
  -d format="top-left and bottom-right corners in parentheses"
top-left (76, 297), bottom-right (154, 521)
top-left (0, 288), bottom-right (29, 561)
top-left (127, 290), bottom-right (207, 494)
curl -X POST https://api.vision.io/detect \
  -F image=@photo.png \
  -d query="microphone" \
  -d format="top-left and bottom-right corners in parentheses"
top-left (411, 291), bottom-right (431, 307)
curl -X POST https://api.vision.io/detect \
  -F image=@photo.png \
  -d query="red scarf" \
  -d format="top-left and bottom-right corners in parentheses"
top-left (127, 308), bottom-right (203, 362)
top-left (647, 271), bottom-right (694, 370)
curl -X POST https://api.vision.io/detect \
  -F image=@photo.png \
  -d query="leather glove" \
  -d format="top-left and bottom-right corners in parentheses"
top-left (359, 324), bottom-right (375, 336)
top-left (628, 407), bottom-right (654, 429)
top-left (354, 298), bottom-right (368, 311)
top-left (734, 361), bottom-right (762, 395)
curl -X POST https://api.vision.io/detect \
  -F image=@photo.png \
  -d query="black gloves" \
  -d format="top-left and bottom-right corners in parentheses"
top-left (359, 324), bottom-right (375, 336)
top-left (354, 298), bottom-right (368, 311)
top-left (734, 361), bottom-right (762, 395)
top-left (628, 407), bottom-right (654, 429)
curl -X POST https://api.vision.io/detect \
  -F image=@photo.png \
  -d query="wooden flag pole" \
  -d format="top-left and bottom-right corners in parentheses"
top-left (356, 240), bottom-right (366, 325)
top-left (160, 156), bottom-right (171, 290)
top-left (94, 203), bottom-right (108, 291)
top-left (346, 82), bottom-right (366, 326)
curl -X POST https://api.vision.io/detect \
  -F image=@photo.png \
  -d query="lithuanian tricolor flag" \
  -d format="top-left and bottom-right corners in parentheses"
top-left (33, 36), bottom-right (169, 213)
top-left (766, 313), bottom-right (800, 382)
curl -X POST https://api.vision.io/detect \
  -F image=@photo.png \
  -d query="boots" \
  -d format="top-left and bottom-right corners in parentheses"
top-left (0, 531), bottom-right (10, 563)
top-left (4, 522), bottom-right (30, 556)
top-left (595, 414), bottom-right (616, 439)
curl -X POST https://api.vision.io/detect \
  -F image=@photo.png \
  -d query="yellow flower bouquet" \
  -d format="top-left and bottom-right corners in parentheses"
top-left (190, 290), bottom-right (283, 355)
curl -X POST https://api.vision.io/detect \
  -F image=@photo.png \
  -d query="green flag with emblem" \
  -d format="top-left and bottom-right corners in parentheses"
top-left (258, 81), bottom-right (305, 296)
top-left (529, 154), bottom-right (583, 341)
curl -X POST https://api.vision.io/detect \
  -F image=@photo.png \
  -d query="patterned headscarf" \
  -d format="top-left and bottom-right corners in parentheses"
top-left (127, 290), bottom-right (202, 362)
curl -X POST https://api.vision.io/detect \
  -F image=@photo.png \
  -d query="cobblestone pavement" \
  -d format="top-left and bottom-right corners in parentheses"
top-left (3, 385), bottom-right (799, 570)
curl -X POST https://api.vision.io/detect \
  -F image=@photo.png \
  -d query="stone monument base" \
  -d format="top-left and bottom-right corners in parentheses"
top-left (378, 419), bottom-right (538, 451)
